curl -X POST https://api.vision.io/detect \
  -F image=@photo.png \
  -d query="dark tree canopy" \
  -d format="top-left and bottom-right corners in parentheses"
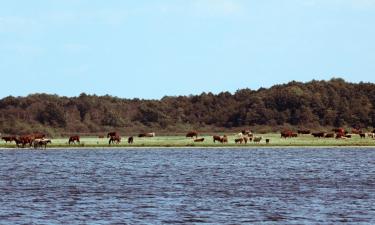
top-left (0, 79), bottom-right (374, 136)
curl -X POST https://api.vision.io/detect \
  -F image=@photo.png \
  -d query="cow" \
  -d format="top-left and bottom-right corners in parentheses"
top-left (281, 130), bottom-right (293, 138)
top-left (312, 132), bottom-right (325, 138)
top-left (291, 133), bottom-right (298, 138)
top-left (367, 133), bottom-right (375, 138)
top-left (186, 131), bottom-right (198, 138)
top-left (1, 136), bottom-right (16, 143)
top-left (345, 134), bottom-right (352, 138)
top-left (266, 139), bottom-right (270, 144)
top-left (221, 135), bottom-right (228, 143)
top-left (107, 132), bottom-right (118, 138)
top-left (68, 136), bottom-right (80, 145)
top-left (19, 135), bottom-right (34, 147)
top-left (213, 135), bottom-right (222, 143)
top-left (109, 135), bottom-right (121, 144)
top-left (128, 136), bottom-right (134, 144)
top-left (243, 137), bottom-right (248, 144)
top-left (33, 139), bottom-right (51, 149)
top-left (297, 129), bottom-right (311, 134)
top-left (138, 132), bottom-right (155, 138)
top-left (360, 133), bottom-right (366, 139)
top-left (253, 136), bottom-right (262, 143)
top-left (325, 133), bottom-right (335, 138)
top-left (194, 138), bottom-right (205, 142)
top-left (235, 137), bottom-right (244, 144)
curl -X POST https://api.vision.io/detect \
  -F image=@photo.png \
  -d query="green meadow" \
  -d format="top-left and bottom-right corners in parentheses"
top-left (2, 133), bottom-right (375, 148)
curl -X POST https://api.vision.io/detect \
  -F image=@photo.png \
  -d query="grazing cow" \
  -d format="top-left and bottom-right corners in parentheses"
top-left (360, 133), bottom-right (366, 139)
top-left (128, 136), bottom-right (134, 144)
top-left (291, 133), bottom-right (298, 138)
top-left (33, 139), bottom-right (51, 149)
top-left (107, 132), bottom-right (118, 138)
top-left (194, 138), bottom-right (205, 142)
top-left (19, 135), bottom-right (34, 147)
top-left (297, 129), bottom-right (311, 134)
top-left (235, 137), bottom-right (244, 144)
top-left (1, 136), bottom-right (16, 143)
top-left (109, 135), bottom-right (121, 144)
top-left (312, 132), bottom-right (325, 138)
top-left (281, 130), bottom-right (293, 138)
top-left (253, 137), bottom-right (262, 143)
top-left (213, 135), bottom-right (222, 143)
top-left (243, 137), bottom-right (248, 144)
top-left (186, 131), bottom-right (198, 138)
top-left (367, 133), bottom-right (375, 138)
top-left (68, 135), bottom-right (80, 145)
top-left (138, 132), bottom-right (155, 138)
top-left (266, 139), bottom-right (270, 144)
top-left (325, 133), bottom-right (335, 138)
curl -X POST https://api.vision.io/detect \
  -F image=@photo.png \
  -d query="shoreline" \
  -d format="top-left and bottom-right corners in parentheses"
top-left (1, 145), bottom-right (375, 150)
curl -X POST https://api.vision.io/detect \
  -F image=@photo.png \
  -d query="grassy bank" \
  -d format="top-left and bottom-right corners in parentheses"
top-left (2, 133), bottom-right (375, 148)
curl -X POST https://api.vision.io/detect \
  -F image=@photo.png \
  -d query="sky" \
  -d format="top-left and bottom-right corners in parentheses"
top-left (0, 0), bottom-right (374, 99)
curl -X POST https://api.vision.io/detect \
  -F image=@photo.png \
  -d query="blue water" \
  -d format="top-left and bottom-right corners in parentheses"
top-left (0, 148), bottom-right (374, 224)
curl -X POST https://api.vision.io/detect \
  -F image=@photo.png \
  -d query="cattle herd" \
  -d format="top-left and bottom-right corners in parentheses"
top-left (1, 127), bottom-right (374, 149)
top-left (280, 128), bottom-right (375, 139)
top-left (0, 133), bottom-right (51, 149)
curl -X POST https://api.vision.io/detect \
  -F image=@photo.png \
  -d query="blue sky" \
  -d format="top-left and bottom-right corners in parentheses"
top-left (0, 0), bottom-right (374, 99)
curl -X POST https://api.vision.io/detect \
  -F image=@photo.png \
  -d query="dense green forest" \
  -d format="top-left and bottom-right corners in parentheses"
top-left (1, 78), bottom-right (375, 136)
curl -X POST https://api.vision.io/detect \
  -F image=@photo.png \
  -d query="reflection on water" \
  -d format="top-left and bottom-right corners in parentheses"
top-left (0, 148), bottom-right (374, 224)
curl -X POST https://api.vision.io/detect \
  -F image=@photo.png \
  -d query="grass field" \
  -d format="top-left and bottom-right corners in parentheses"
top-left (2, 133), bottom-right (375, 148)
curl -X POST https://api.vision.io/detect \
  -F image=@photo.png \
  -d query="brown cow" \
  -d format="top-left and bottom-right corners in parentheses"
top-left (213, 135), bottom-right (222, 143)
top-left (281, 130), bottom-right (293, 138)
top-left (107, 132), bottom-right (118, 138)
top-left (235, 137), bottom-right (244, 144)
top-left (128, 136), bottom-right (134, 144)
top-left (19, 135), bottom-right (34, 147)
top-left (186, 131), bottom-right (198, 138)
top-left (194, 138), bottom-right (205, 142)
top-left (1, 136), bottom-right (16, 143)
top-left (109, 135), bottom-right (121, 144)
top-left (68, 135), bottom-right (80, 145)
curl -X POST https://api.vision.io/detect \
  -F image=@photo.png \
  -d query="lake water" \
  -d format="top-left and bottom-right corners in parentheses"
top-left (0, 148), bottom-right (374, 224)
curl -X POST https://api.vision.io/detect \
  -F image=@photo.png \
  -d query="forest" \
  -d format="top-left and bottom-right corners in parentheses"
top-left (1, 78), bottom-right (375, 136)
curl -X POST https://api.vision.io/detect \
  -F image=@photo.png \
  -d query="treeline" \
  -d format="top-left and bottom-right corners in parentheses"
top-left (1, 78), bottom-right (375, 136)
